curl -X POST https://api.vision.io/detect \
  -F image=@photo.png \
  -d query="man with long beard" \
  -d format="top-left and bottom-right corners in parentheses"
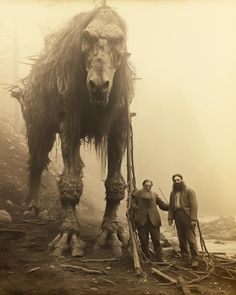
top-left (131, 179), bottom-right (169, 261)
top-left (168, 174), bottom-right (199, 268)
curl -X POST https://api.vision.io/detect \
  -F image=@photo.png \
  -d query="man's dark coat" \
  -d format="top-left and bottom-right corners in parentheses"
top-left (131, 189), bottom-right (169, 227)
top-left (168, 187), bottom-right (198, 222)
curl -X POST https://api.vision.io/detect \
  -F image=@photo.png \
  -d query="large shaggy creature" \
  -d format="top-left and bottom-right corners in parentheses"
top-left (12, 6), bottom-right (135, 256)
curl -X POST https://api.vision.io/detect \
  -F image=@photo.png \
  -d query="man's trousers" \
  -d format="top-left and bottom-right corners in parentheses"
top-left (137, 217), bottom-right (162, 258)
top-left (174, 210), bottom-right (199, 260)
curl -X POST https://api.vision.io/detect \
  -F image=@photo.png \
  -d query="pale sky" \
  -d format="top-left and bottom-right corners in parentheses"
top-left (0, 0), bottom-right (236, 216)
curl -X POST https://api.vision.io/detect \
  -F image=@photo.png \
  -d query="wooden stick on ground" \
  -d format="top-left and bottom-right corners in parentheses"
top-left (101, 278), bottom-right (118, 286)
top-left (151, 267), bottom-right (176, 284)
top-left (176, 276), bottom-right (192, 295)
top-left (80, 258), bottom-right (120, 263)
top-left (151, 268), bottom-right (194, 295)
top-left (60, 264), bottom-right (108, 275)
top-left (26, 267), bottom-right (41, 274)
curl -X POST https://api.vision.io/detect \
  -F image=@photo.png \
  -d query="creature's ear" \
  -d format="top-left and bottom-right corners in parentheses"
top-left (82, 28), bottom-right (98, 42)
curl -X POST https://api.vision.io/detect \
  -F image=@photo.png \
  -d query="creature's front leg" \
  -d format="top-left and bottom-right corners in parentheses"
top-left (94, 112), bottom-right (128, 256)
top-left (49, 123), bottom-right (86, 257)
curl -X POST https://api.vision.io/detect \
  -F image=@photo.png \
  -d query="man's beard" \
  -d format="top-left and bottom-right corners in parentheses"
top-left (142, 191), bottom-right (153, 200)
top-left (173, 182), bottom-right (185, 192)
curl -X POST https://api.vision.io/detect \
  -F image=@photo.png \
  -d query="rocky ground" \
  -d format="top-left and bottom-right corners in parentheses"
top-left (200, 217), bottom-right (236, 241)
top-left (0, 111), bottom-right (236, 295)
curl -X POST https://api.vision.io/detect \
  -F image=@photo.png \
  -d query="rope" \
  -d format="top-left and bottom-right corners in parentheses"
top-left (196, 220), bottom-right (236, 282)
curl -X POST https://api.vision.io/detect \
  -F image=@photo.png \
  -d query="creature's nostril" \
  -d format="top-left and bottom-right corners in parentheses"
top-left (89, 80), bottom-right (96, 90)
top-left (102, 80), bottom-right (109, 90)
top-left (89, 79), bottom-right (109, 92)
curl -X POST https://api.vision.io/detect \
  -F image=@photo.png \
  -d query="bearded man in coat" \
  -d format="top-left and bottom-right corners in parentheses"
top-left (168, 174), bottom-right (199, 268)
top-left (131, 179), bottom-right (169, 261)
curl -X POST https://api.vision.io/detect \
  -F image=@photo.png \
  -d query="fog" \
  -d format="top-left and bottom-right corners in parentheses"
top-left (0, 0), bottom-right (236, 216)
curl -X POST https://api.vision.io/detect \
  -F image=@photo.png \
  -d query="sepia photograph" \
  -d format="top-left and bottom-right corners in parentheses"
top-left (0, 0), bottom-right (236, 294)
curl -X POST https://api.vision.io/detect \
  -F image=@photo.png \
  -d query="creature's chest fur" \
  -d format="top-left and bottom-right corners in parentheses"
top-left (80, 107), bottom-right (114, 139)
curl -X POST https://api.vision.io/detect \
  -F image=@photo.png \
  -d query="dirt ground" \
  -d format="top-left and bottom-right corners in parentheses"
top-left (0, 114), bottom-right (236, 295)
top-left (1, 199), bottom-right (236, 295)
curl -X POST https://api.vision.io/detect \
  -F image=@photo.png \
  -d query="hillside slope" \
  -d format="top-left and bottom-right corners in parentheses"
top-left (0, 108), bottom-right (125, 225)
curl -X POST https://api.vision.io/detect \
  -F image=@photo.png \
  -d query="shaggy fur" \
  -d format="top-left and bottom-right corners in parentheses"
top-left (11, 5), bottom-right (136, 256)
top-left (12, 5), bottom-right (135, 211)
top-left (19, 6), bottom-right (135, 178)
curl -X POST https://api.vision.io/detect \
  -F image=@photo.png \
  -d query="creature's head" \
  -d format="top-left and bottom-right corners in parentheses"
top-left (81, 8), bottom-right (126, 109)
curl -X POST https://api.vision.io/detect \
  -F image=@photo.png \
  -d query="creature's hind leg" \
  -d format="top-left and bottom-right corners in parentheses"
top-left (49, 122), bottom-right (86, 257)
top-left (24, 126), bottom-right (56, 220)
top-left (94, 111), bottom-right (128, 256)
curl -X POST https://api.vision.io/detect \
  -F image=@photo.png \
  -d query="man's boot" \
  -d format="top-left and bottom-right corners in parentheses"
top-left (191, 257), bottom-right (199, 269)
top-left (182, 256), bottom-right (192, 267)
top-left (154, 247), bottom-right (166, 262)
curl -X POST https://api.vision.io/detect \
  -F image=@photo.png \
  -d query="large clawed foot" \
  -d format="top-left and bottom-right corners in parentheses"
top-left (94, 221), bottom-right (128, 256)
top-left (48, 211), bottom-right (86, 257)
top-left (49, 232), bottom-right (86, 257)
top-left (71, 234), bottom-right (86, 257)
top-left (23, 206), bottom-right (49, 221)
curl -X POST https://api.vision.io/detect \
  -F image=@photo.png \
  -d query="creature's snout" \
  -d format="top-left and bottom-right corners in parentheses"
top-left (89, 78), bottom-right (110, 98)
top-left (87, 74), bottom-right (112, 108)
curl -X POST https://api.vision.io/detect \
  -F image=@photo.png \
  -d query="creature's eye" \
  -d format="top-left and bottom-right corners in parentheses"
top-left (111, 39), bottom-right (125, 66)
top-left (110, 34), bottom-right (124, 45)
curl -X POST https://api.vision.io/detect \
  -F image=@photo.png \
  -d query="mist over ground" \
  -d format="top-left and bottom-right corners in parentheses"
top-left (0, 0), bottom-right (236, 216)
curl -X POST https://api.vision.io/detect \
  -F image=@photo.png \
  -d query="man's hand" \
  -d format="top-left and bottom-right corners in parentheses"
top-left (191, 220), bottom-right (197, 227)
top-left (168, 219), bottom-right (173, 226)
